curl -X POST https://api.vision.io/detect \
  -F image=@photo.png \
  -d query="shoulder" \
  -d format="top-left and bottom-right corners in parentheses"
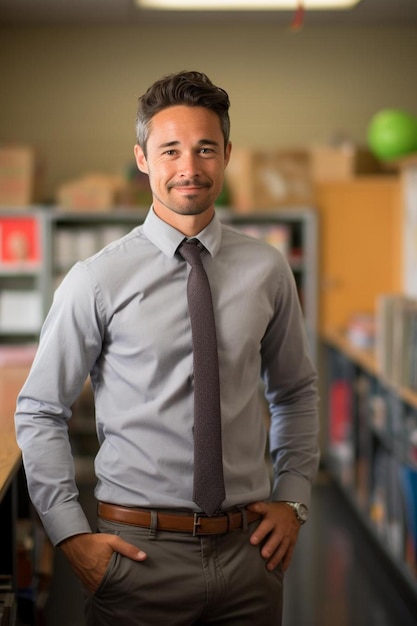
top-left (56, 226), bottom-right (147, 299)
top-left (220, 223), bottom-right (286, 265)
top-left (74, 225), bottom-right (152, 280)
top-left (84, 225), bottom-right (145, 266)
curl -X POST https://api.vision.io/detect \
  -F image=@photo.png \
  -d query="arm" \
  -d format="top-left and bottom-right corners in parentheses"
top-left (15, 263), bottom-right (104, 546)
top-left (15, 263), bottom-right (148, 587)
top-left (250, 259), bottom-right (320, 570)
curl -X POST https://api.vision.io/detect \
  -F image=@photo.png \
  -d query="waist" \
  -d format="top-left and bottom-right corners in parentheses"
top-left (98, 502), bottom-right (261, 536)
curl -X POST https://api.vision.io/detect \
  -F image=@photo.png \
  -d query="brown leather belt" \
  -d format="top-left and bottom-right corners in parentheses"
top-left (98, 502), bottom-right (261, 536)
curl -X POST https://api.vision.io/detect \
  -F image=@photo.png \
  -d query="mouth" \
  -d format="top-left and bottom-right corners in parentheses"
top-left (174, 187), bottom-right (205, 194)
top-left (169, 181), bottom-right (211, 192)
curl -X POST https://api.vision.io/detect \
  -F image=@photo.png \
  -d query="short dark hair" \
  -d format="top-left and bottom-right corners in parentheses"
top-left (136, 70), bottom-right (230, 154)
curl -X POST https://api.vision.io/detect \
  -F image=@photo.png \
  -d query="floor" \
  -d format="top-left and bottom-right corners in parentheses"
top-left (32, 470), bottom-right (417, 626)
top-left (284, 472), bottom-right (417, 626)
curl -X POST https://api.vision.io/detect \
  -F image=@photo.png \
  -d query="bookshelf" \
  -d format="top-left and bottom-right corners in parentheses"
top-left (4, 207), bottom-right (317, 361)
top-left (323, 328), bottom-right (417, 603)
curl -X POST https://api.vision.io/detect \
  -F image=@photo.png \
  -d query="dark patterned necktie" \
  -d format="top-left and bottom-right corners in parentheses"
top-left (178, 239), bottom-right (225, 517)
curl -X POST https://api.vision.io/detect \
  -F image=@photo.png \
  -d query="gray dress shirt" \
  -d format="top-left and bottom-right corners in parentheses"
top-left (15, 208), bottom-right (319, 546)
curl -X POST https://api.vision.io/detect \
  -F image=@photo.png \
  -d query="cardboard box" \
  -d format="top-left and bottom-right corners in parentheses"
top-left (310, 145), bottom-right (381, 182)
top-left (225, 148), bottom-right (314, 213)
top-left (0, 145), bottom-right (43, 207)
top-left (56, 174), bottom-right (124, 212)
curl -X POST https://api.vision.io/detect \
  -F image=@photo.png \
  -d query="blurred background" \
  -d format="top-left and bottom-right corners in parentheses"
top-left (2, 2), bottom-right (417, 625)
top-left (1, 0), bottom-right (416, 200)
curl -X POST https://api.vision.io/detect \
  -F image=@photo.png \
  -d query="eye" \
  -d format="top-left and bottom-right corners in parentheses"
top-left (200, 147), bottom-right (214, 155)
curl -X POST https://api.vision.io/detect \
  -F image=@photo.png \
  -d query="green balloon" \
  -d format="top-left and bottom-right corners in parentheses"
top-left (367, 109), bottom-right (417, 161)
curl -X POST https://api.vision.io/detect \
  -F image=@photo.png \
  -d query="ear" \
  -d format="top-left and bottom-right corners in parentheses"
top-left (134, 144), bottom-right (149, 175)
top-left (224, 141), bottom-right (232, 168)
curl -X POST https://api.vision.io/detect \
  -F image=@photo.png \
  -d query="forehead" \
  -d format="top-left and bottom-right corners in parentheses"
top-left (148, 105), bottom-right (223, 144)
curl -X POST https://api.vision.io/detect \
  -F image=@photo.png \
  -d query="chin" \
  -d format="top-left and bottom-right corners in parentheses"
top-left (177, 205), bottom-right (211, 216)
top-left (173, 197), bottom-right (214, 215)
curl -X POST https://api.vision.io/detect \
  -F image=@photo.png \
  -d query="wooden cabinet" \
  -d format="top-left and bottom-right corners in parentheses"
top-left (315, 177), bottom-right (402, 333)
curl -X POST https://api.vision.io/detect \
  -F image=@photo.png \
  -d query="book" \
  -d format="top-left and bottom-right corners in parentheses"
top-left (375, 294), bottom-right (417, 391)
top-left (0, 216), bottom-right (41, 267)
top-left (0, 290), bottom-right (42, 333)
top-left (370, 446), bottom-right (406, 559)
top-left (400, 464), bottom-right (417, 574)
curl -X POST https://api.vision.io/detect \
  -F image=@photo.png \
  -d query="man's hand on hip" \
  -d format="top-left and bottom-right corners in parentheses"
top-left (247, 501), bottom-right (301, 572)
top-left (59, 532), bottom-right (147, 594)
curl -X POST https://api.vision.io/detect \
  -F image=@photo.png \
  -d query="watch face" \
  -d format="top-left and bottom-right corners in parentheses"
top-left (298, 503), bottom-right (309, 522)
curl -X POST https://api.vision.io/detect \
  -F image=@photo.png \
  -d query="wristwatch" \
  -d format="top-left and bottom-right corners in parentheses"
top-left (284, 501), bottom-right (309, 524)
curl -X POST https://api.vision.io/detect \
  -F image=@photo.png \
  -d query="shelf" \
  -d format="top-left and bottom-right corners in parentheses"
top-left (322, 331), bottom-right (417, 603)
top-left (47, 207), bottom-right (318, 361)
top-left (50, 209), bottom-right (148, 226)
top-left (332, 467), bottom-right (417, 609)
top-left (323, 327), bottom-right (417, 409)
top-left (0, 266), bottom-right (41, 277)
top-left (0, 208), bottom-right (318, 364)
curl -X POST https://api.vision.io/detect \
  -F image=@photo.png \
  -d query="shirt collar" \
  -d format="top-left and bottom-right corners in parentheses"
top-left (143, 206), bottom-right (222, 258)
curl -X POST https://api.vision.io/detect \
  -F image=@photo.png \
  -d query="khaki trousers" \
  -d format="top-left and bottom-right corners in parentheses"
top-left (85, 516), bottom-right (283, 626)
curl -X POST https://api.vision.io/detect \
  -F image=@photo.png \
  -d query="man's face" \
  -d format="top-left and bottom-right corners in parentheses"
top-left (134, 105), bottom-right (231, 223)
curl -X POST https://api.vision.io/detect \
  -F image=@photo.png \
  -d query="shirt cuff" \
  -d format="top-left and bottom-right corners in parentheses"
top-left (270, 473), bottom-right (313, 509)
top-left (42, 501), bottom-right (93, 546)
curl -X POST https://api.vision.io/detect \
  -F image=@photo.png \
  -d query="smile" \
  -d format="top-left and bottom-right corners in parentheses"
top-left (175, 186), bottom-right (206, 192)
top-left (169, 180), bottom-right (211, 191)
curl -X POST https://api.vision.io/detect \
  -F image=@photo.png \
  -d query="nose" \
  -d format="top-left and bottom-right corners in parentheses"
top-left (179, 152), bottom-right (200, 178)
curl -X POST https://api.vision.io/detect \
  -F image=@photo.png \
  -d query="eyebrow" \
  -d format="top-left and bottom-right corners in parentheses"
top-left (158, 138), bottom-right (220, 149)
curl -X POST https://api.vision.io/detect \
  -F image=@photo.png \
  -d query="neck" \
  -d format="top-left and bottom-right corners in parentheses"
top-left (153, 204), bottom-right (215, 237)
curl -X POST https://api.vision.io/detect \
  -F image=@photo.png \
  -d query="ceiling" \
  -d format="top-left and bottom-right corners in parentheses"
top-left (1, 0), bottom-right (417, 26)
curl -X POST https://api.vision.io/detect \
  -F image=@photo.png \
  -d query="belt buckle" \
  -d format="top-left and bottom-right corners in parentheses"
top-left (192, 511), bottom-right (226, 536)
top-left (193, 512), bottom-right (206, 536)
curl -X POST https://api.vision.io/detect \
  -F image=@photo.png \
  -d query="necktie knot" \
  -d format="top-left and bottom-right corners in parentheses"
top-left (178, 240), bottom-right (203, 267)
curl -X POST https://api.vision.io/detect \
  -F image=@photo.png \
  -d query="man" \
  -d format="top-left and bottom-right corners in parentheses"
top-left (15, 70), bottom-right (319, 625)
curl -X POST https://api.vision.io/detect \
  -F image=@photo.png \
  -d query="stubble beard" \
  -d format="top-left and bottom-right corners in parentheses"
top-left (157, 181), bottom-right (217, 217)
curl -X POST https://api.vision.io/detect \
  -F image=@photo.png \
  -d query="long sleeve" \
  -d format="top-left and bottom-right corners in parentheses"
top-left (261, 259), bottom-right (320, 508)
top-left (15, 263), bottom-right (104, 545)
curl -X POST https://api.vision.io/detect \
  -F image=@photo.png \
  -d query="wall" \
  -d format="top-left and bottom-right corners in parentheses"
top-left (1, 23), bottom-right (416, 199)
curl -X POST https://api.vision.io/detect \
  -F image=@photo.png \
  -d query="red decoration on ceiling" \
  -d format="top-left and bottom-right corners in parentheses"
top-left (291, 1), bottom-right (305, 30)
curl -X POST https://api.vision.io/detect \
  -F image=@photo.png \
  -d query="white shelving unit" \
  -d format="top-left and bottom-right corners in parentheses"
top-left (0, 207), bottom-right (318, 362)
